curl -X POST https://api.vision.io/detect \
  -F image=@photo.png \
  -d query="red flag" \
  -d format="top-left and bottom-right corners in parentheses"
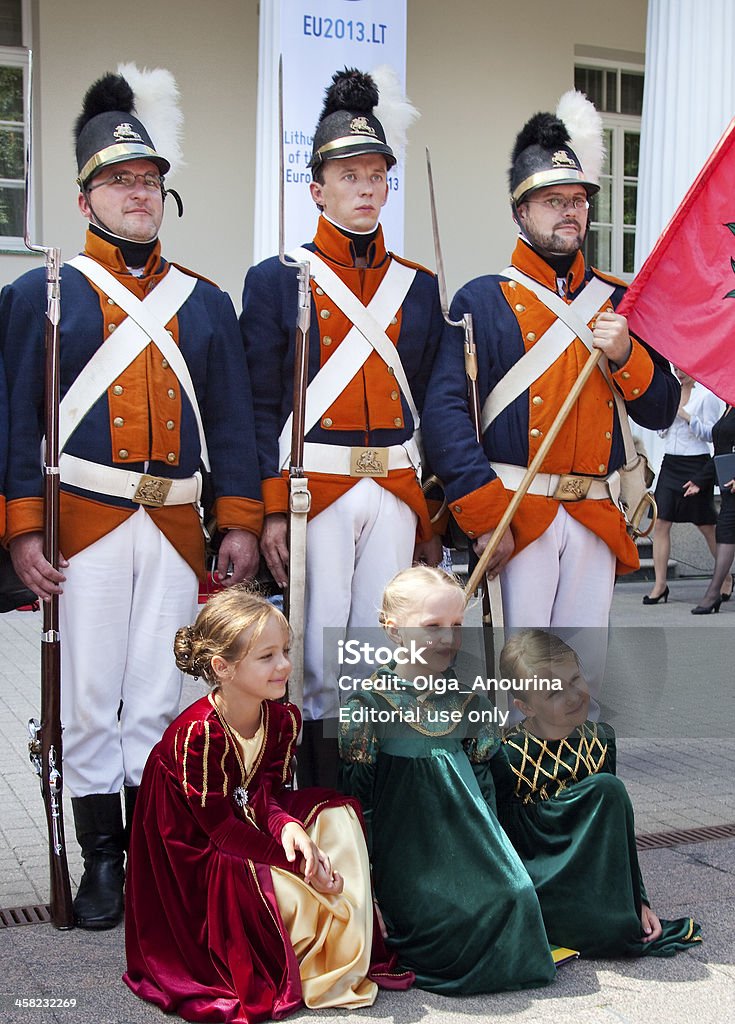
top-left (618, 118), bottom-right (735, 405)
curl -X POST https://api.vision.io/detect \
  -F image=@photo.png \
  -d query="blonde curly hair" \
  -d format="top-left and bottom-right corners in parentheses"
top-left (173, 586), bottom-right (289, 688)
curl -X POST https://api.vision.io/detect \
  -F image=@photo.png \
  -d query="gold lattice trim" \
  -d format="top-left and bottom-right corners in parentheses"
top-left (504, 723), bottom-right (608, 804)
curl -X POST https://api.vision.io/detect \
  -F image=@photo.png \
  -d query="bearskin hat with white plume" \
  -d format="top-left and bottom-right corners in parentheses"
top-left (509, 90), bottom-right (604, 204)
top-left (309, 66), bottom-right (418, 171)
top-left (74, 63), bottom-right (183, 188)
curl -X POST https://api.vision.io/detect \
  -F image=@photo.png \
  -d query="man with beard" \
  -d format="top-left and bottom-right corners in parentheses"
top-left (422, 93), bottom-right (678, 635)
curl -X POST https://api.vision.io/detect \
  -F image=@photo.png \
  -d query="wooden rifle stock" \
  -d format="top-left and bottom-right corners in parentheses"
top-left (278, 56), bottom-right (310, 721)
top-left (27, 247), bottom-right (74, 929)
top-left (23, 49), bottom-right (73, 929)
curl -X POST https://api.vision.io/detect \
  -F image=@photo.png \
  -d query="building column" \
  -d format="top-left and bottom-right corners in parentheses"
top-left (635, 0), bottom-right (735, 470)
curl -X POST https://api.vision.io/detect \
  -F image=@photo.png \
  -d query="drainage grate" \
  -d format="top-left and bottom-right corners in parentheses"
top-left (636, 822), bottom-right (735, 850)
top-left (0, 904), bottom-right (51, 928)
top-left (3, 823), bottom-right (735, 926)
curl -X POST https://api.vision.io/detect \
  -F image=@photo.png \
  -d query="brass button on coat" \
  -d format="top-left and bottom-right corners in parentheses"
top-left (393, 417), bottom-right (402, 426)
top-left (320, 309), bottom-right (331, 320)
top-left (118, 449), bottom-right (129, 459)
top-left (526, 331), bottom-right (536, 342)
top-left (167, 389), bottom-right (176, 399)
top-left (167, 452), bottom-right (176, 463)
top-left (166, 420), bottom-right (175, 430)
top-left (532, 395), bottom-right (543, 406)
top-left (391, 390), bottom-right (399, 400)
top-left (515, 303), bottom-right (525, 313)
top-left (113, 417), bottom-right (124, 428)
top-left (598, 463), bottom-right (606, 472)
top-left (108, 323), bottom-right (116, 332)
top-left (162, 358), bottom-right (169, 369)
top-left (323, 336), bottom-right (332, 346)
top-left (316, 287), bottom-right (324, 296)
top-left (530, 428), bottom-right (542, 438)
top-left (113, 385), bottom-right (123, 396)
top-left (322, 417), bottom-right (333, 427)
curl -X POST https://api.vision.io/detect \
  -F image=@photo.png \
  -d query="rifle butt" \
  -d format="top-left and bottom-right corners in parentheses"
top-left (39, 634), bottom-right (74, 929)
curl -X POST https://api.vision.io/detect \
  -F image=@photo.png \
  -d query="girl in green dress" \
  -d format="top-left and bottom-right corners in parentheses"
top-left (497, 629), bottom-right (702, 958)
top-left (338, 566), bottom-right (558, 994)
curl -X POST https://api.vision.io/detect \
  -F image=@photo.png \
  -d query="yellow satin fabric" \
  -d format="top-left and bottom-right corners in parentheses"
top-left (272, 806), bottom-right (377, 1008)
top-left (233, 724), bottom-right (376, 1009)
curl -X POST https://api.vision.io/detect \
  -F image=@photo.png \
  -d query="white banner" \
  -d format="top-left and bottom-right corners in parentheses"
top-left (254, 0), bottom-right (408, 264)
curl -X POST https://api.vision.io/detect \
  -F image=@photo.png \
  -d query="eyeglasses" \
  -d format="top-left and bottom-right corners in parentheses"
top-left (88, 170), bottom-right (164, 192)
top-left (525, 196), bottom-right (590, 212)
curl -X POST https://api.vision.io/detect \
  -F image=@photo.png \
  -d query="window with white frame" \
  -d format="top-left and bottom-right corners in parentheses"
top-left (0, 0), bottom-right (29, 250)
top-left (574, 61), bottom-right (644, 280)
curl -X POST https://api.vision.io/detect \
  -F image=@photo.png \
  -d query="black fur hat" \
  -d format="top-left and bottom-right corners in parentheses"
top-left (75, 70), bottom-right (171, 187)
top-left (309, 68), bottom-right (395, 170)
top-left (509, 109), bottom-right (599, 204)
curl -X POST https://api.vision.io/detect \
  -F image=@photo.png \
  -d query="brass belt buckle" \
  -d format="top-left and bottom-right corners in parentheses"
top-left (133, 474), bottom-right (173, 507)
top-left (349, 446), bottom-right (389, 478)
top-left (553, 474), bottom-right (592, 502)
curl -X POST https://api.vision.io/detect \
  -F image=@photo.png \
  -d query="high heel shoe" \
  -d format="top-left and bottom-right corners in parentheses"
top-left (691, 597), bottom-right (722, 615)
top-left (642, 586), bottom-right (669, 605)
top-left (720, 574), bottom-right (734, 602)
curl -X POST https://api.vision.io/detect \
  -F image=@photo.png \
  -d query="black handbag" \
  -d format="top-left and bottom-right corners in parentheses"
top-left (0, 545), bottom-right (38, 613)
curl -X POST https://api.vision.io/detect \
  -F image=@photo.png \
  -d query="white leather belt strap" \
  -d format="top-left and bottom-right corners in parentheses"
top-left (64, 256), bottom-right (210, 470)
top-left (490, 461), bottom-right (613, 500)
top-left (299, 440), bottom-right (419, 475)
top-left (60, 453), bottom-right (201, 506)
top-left (481, 272), bottom-right (615, 433)
top-left (499, 267), bottom-right (639, 467)
top-left (279, 249), bottom-right (418, 469)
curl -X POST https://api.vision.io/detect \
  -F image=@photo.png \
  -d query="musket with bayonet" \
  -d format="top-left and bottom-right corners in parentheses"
top-left (278, 57), bottom-right (311, 721)
top-left (23, 49), bottom-right (74, 930)
top-left (425, 149), bottom-right (494, 630)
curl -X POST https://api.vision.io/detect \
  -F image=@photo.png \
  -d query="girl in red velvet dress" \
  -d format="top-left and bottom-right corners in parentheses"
top-left (123, 587), bottom-right (411, 1023)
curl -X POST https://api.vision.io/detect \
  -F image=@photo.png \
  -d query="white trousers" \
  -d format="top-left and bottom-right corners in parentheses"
top-left (500, 505), bottom-right (616, 720)
top-left (60, 508), bottom-right (198, 796)
top-left (303, 479), bottom-right (417, 720)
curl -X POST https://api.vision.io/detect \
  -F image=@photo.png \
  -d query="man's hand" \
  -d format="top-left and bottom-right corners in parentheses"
top-left (10, 532), bottom-right (67, 601)
top-left (260, 513), bottom-right (289, 588)
top-left (472, 527), bottom-right (514, 580)
top-left (216, 529), bottom-right (259, 586)
top-left (413, 534), bottom-right (443, 567)
top-left (592, 310), bottom-right (632, 369)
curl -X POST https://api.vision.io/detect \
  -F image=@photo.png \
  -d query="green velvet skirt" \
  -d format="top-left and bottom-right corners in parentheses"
top-left (345, 736), bottom-right (557, 994)
top-left (500, 772), bottom-right (702, 957)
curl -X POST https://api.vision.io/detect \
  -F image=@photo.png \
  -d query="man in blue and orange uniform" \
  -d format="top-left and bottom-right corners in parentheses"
top-left (423, 96), bottom-right (678, 642)
top-left (241, 69), bottom-right (443, 784)
top-left (0, 67), bottom-right (263, 929)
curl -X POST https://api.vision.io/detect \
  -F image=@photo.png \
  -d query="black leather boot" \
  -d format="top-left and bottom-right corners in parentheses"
top-left (71, 793), bottom-right (125, 930)
top-left (123, 785), bottom-right (139, 851)
top-left (296, 720), bottom-right (339, 789)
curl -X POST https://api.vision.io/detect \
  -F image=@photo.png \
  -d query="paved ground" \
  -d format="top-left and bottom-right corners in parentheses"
top-left (1, 576), bottom-right (734, 1023)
